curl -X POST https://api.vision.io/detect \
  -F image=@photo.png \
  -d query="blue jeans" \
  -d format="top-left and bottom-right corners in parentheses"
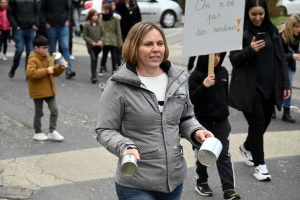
top-left (115, 182), bottom-right (183, 200)
top-left (73, 7), bottom-right (83, 32)
top-left (283, 66), bottom-right (293, 108)
top-left (11, 28), bottom-right (35, 71)
top-left (46, 25), bottom-right (72, 73)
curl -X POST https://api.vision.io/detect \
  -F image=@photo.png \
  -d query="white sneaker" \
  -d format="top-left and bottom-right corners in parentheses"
top-left (2, 54), bottom-right (7, 60)
top-left (33, 133), bottom-right (48, 141)
top-left (238, 144), bottom-right (254, 166)
top-left (70, 55), bottom-right (75, 60)
top-left (48, 130), bottom-right (64, 141)
top-left (254, 164), bottom-right (271, 181)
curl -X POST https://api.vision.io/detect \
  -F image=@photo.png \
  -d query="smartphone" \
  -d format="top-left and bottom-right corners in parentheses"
top-left (256, 32), bottom-right (266, 41)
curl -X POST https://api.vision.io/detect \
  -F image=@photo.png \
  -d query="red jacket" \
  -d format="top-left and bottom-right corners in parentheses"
top-left (0, 6), bottom-right (10, 31)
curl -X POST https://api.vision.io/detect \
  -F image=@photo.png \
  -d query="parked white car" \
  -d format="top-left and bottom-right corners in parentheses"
top-left (276, 0), bottom-right (300, 16)
top-left (81, 0), bottom-right (182, 28)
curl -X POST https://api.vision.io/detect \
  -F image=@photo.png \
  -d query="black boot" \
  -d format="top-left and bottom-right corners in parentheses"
top-left (271, 106), bottom-right (276, 119)
top-left (9, 69), bottom-right (15, 78)
top-left (282, 108), bottom-right (295, 123)
top-left (91, 72), bottom-right (98, 83)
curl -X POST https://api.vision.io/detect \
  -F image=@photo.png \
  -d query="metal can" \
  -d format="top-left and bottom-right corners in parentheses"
top-left (54, 52), bottom-right (66, 66)
top-left (121, 154), bottom-right (138, 176)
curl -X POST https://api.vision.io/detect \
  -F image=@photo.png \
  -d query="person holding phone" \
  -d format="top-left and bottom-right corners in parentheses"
top-left (277, 14), bottom-right (300, 123)
top-left (228, 0), bottom-right (290, 181)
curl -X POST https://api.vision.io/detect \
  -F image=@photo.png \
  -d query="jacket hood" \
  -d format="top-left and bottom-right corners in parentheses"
top-left (195, 52), bottom-right (226, 73)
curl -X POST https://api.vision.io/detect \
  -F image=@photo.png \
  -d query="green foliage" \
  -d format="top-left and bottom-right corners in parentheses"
top-left (266, 0), bottom-right (280, 17)
top-left (271, 16), bottom-right (288, 25)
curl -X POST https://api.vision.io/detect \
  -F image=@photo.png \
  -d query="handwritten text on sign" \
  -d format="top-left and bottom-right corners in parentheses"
top-left (182, 0), bottom-right (245, 57)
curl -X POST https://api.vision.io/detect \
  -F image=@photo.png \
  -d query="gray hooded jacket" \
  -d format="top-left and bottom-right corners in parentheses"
top-left (95, 60), bottom-right (205, 193)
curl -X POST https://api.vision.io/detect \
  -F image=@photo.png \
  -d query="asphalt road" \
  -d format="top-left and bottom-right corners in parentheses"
top-left (0, 31), bottom-right (299, 200)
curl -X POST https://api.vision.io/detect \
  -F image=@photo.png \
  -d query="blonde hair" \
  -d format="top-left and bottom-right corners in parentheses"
top-left (122, 22), bottom-right (169, 65)
top-left (279, 14), bottom-right (300, 44)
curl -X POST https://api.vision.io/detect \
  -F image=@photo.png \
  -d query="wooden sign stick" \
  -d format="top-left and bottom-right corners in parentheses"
top-left (48, 53), bottom-right (56, 67)
top-left (208, 53), bottom-right (215, 75)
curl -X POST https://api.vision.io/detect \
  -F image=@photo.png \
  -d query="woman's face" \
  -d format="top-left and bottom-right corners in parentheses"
top-left (91, 12), bottom-right (99, 22)
top-left (136, 29), bottom-right (165, 70)
top-left (248, 6), bottom-right (265, 27)
top-left (293, 22), bottom-right (300, 36)
top-left (0, 0), bottom-right (8, 8)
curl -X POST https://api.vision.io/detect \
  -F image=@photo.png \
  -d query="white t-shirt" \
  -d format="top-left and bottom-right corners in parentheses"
top-left (139, 73), bottom-right (168, 113)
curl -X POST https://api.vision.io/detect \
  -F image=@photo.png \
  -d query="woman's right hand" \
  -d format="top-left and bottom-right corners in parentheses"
top-left (293, 53), bottom-right (300, 61)
top-left (123, 148), bottom-right (140, 160)
top-left (251, 36), bottom-right (265, 52)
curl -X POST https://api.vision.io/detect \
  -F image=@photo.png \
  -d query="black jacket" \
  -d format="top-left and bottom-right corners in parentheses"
top-left (8, 0), bottom-right (39, 30)
top-left (188, 53), bottom-right (229, 124)
top-left (40, 0), bottom-right (71, 27)
top-left (116, 1), bottom-right (141, 40)
top-left (280, 35), bottom-right (299, 73)
top-left (229, 26), bottom-right (290, 113)
top-left (72, 0), bottom-right (85, 9)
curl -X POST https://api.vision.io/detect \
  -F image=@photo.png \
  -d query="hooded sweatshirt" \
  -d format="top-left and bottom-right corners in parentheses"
top-left (188, 53), bottom-right (229, 124)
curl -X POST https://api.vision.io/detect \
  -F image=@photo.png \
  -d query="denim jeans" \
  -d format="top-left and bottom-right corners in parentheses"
top-left (46, 25), bottom-right (72, 73)
top-left (73, 7), bottom-right (83, 32)
top-left (115, 182), bottom-right (183, 200)
top-left (283, 66), bottom-right (293, 108)
top-left (11, 28), bottom-right (35, 71)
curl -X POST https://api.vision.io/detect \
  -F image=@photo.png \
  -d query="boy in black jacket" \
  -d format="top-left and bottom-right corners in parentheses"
top-left (188, 53), bottom-right (241, 200)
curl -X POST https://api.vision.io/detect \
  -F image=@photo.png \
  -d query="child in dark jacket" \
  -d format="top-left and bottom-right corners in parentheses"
top-left (99, 3), bottom-right (123, 76)
top-left (26, 35), bottom-right (67, 141)
top-left (188, 53), bottom-right (241, 200)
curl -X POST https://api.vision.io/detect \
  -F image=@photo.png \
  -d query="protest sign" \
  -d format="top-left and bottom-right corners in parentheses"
top-left (182, 0), bottom-right (245, 57)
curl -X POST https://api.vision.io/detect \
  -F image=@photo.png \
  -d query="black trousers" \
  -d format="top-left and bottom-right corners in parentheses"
top-left (242, 94), bottom-right (273, 166)
top-left (194, 118), bottom-right (235, 191)
top-left (0, 30), bottom-right (10, 54)
top-left (101, 45), bottom-right (118, 71)
top-left (88, 46), bottom-right (101, 77)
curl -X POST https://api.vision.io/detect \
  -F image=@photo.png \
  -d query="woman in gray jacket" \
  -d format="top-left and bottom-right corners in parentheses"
top-left (95, 22), bottom-right (214, 200)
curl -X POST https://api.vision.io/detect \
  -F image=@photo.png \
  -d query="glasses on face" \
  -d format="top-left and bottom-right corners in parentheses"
top-left (39, 46), bottom-right (49, 50)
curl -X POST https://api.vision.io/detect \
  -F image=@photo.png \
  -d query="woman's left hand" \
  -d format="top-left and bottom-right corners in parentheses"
top-left (283, 90), bottom-right (291, 99)
top-left (194, 130), bottom-right (214, 144)
top-left (123, 148), bottom-right (140, 160)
